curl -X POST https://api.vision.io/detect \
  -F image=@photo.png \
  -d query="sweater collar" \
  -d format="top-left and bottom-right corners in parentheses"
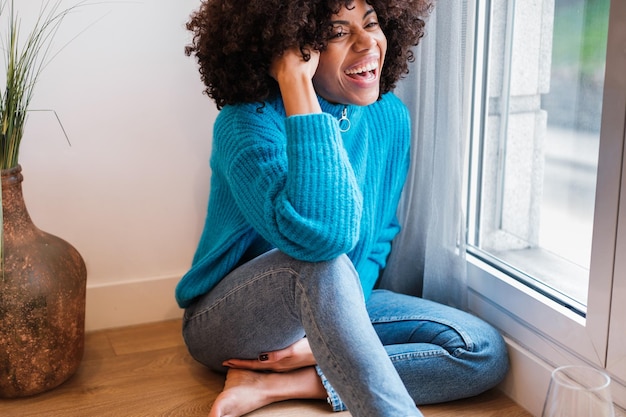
top-left (318, 96), bottom-right (365, 134)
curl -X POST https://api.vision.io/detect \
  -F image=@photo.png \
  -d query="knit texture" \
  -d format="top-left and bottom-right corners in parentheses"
top-left (175, 93), bottom-right (411, 308)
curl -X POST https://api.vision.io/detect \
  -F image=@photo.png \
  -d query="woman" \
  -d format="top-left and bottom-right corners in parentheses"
top-left (176, 0), bottom-right (509, 416)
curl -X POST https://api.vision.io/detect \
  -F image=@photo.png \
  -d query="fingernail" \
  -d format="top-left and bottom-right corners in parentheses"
top-left (258, 353), bottom-right (269, 361)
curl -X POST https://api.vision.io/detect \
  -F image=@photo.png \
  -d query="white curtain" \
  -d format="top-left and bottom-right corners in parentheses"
top-left (379, 1), bottom-right (468, 310)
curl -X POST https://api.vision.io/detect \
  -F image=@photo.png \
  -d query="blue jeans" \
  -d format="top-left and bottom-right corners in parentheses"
top-left (182, 250), bottom-right (508, 417)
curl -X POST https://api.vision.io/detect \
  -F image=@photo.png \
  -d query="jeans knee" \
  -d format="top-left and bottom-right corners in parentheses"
top-left (299, 254), bottom-right (361, 289)
top-left (290, 254), bottom-right (369, 315)
top-left (472, 324), bottom-right (509, 390)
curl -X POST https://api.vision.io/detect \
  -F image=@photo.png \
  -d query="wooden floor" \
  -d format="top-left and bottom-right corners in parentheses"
top-left (0, 320), bottom-right (532, 417)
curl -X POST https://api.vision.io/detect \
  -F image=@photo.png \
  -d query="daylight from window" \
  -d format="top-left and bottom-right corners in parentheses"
top-left (467, 0), bottom-right (610, 311)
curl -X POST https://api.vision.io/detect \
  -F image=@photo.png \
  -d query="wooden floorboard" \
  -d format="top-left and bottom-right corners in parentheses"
top-left (0, 320), bottom-right (532, 417)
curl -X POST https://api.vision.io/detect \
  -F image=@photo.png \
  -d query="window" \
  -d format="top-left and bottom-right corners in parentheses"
top-left (466, 0), bottom-right (609, 314)
top-left (463, 0), bottom-right (626, 414)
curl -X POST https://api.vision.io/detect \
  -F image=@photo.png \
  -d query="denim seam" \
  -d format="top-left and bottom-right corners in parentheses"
top-left (316, 366), bottom-right (348, 412)
top-left (371, 316), bottom-right (475, 352)
top-left (296, 278), bottom-right (362, 415)
top-left (388, 350), bottom-right (449, 362)
top-left (186, 267), bottom-right (298, 321)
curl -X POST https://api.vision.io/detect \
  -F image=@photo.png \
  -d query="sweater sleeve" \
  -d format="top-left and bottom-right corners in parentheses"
top-left (214, 104), bottom-right (363, 261)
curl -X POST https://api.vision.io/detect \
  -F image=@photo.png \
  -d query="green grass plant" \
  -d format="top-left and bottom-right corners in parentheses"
top-left (1, 0), bottom-right (93, 170)
top-left (0, 0), bottom-right (95, 276)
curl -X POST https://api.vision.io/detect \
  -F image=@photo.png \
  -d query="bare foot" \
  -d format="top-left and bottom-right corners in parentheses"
top-left (208, 367), bottom-right (326, 417)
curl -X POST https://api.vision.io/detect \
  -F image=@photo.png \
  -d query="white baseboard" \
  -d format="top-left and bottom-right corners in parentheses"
top-left (501, 337), bottom-right (626, 417)
top-left (85, 275), bottom-right (183, 331)
top-left (499, 337), bottom-right (553, 416)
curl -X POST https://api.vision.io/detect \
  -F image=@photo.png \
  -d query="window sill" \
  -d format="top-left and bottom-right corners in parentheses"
top-left (466, 254), bottom-right (626, 413)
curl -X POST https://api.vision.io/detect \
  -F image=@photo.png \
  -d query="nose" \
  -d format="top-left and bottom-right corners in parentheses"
top-left (352, 29), bottom-right (376, 52)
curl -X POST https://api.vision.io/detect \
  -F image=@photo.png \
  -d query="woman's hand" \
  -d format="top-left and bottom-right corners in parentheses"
top-left (269, 46), bottom-right (320, 84)
top-left (222, 338), bottom-right (316, 373)
top-left (269, 47), bottom-right (322, 117)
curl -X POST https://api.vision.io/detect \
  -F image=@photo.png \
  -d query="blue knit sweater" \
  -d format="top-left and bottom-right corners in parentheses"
top-left (175, 92), bottom-right (410, 308)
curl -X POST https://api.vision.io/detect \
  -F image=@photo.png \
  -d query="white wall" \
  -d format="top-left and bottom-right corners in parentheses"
top-left (13, 1), bottom-right (218, 330)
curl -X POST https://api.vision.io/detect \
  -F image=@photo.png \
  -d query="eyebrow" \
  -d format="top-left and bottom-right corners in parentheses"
top-left (330, 8), bottom-right (377, 26)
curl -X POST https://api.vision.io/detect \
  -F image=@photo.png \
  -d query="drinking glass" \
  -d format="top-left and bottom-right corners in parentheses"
top-left (541, 365), bottom-right (614, 417)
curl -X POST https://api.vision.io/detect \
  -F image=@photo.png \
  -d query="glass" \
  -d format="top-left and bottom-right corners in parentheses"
top-left (542, 365), bottom-right (614, 417)
top-left (467, 0), bottom-right (611, 312)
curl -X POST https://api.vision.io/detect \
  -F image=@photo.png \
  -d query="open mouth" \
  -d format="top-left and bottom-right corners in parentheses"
top-left (344, 62), bottom-right (378, 80)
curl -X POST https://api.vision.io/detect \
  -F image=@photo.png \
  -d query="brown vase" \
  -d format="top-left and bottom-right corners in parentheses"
top-left (0, 165), bottom-right (87, 398)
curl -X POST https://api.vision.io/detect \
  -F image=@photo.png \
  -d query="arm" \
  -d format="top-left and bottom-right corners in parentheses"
top-left (270, 46), bottom-right (322, 117)
top-left (212, 51), bottom-right (362, 261)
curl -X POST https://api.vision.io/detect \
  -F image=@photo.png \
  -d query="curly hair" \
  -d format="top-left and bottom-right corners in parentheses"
top-left (185, 0), bottom-right (433, 109)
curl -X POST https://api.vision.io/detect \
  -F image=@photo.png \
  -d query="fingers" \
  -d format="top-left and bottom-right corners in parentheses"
top-left (269, 46), bottom-right (320, 82)
top-left (222, 350), bottom-right (285, 370)
top-left (221, 338), bottom-right (315, 373)
top-left (222, 358), bottom-right (264, 370)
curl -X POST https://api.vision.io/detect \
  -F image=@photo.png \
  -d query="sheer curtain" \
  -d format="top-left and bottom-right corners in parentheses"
top-left (379, 1), bottom-right (469, 309)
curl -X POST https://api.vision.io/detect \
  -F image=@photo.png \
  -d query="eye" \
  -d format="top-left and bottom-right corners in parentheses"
top-left (329, 25), bottom-right (349, 40)
top-left (365, 20), bottom-right (379, 30)
top-left (363, 9), bottom-right (381, 30)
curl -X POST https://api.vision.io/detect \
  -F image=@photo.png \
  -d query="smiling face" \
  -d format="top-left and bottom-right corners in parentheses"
top-left (313, 0), bottom-right (388, 106)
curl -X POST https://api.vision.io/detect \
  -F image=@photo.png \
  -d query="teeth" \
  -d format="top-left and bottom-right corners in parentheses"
top-left (345, 62), bottom-right (378, 75)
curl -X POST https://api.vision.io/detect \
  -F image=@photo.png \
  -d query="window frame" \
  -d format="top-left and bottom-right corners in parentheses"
top-left (463, 0), bottom-right (626, 413)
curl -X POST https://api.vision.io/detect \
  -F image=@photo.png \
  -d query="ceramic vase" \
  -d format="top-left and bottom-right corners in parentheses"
top-left (0, 165), bottom-right (87, 398)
